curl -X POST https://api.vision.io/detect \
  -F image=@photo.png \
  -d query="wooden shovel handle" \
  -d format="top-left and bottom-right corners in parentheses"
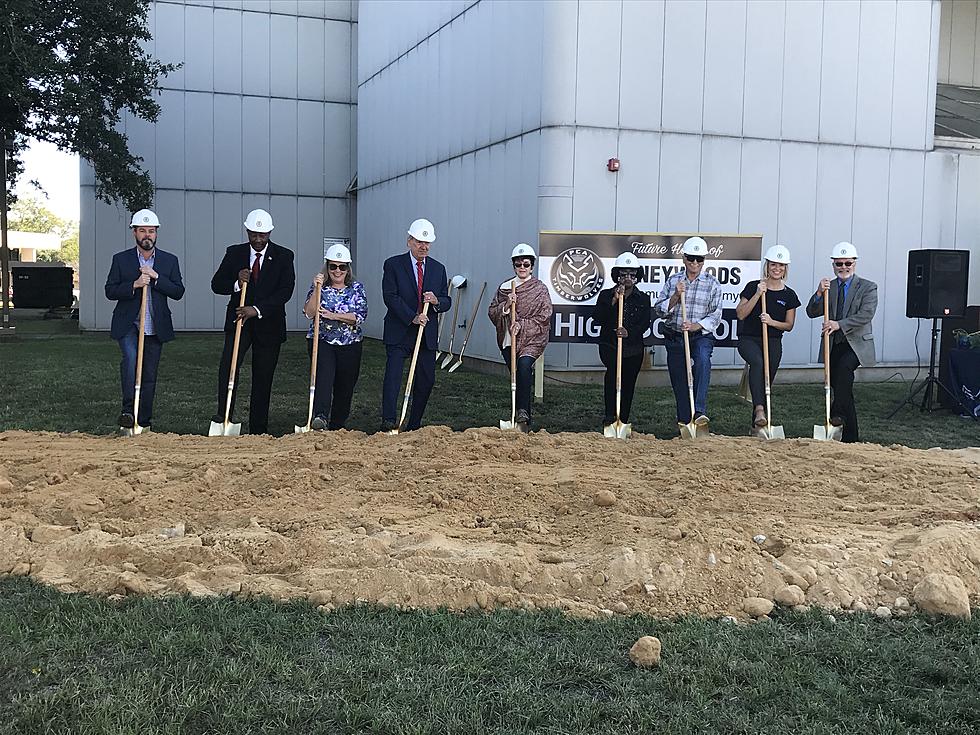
top-left (135, 285), bottom-right (148, 388)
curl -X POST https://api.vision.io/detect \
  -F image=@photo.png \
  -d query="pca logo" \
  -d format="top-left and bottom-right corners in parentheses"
top-left (550, 247), bottom-right (605, 301)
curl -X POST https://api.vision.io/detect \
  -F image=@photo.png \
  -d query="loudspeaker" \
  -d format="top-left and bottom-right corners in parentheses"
top-left (939, 305), bottom-right (980, 409)
top-left (906, 249), bottom-right (970, 319)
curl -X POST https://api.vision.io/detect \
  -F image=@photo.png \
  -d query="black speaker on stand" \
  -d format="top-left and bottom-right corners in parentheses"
top-left (888, 249), bottom-right (970, 416)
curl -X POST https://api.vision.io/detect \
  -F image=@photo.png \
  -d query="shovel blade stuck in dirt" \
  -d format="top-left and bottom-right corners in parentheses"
top-left (812, 419), bottom-right (842, 442)
top-left (209, 416), bottom-right (242, 437)
top-left (762, 424), bottom-right (785, 440)
top-left (603, 420), bottom-right (631, 439)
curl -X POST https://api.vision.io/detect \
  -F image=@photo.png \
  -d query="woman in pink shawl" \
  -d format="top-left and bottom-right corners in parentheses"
top-left (487, 243), bottom-right (554, 430)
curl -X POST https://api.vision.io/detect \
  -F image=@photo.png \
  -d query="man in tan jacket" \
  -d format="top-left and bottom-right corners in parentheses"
top-left (805, 241), bottom-right (878, 443)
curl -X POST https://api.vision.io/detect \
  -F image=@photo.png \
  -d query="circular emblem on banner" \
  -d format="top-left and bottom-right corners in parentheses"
top-left (550, 247), bottom-right (605, 301)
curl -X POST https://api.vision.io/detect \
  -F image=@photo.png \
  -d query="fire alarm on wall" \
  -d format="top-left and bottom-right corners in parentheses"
top-left (607, 158), bottom-right (620, 172)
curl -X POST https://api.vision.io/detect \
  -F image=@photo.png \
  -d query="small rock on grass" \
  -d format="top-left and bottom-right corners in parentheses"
top-left (875, 606), bottom-right (892, 619)
top-left (743, 597), bottom-right (774, 617)
top-left (774, 585), bottom-right (805, 607)
top-left (628, 636), bottom-right (662, 667)
top-left (913, 573), bottom-right (971, 618)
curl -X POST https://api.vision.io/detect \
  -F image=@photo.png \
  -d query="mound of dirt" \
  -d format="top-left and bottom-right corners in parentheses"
top-left (1, 429), bottom-right (978, 619)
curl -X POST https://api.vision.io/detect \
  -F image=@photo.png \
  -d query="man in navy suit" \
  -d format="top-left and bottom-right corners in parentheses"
top-left (210, 208), bottom-right (296, 434)
top-left (380, 218), bottom-right (451, 431)
top-left (104, 209), bottom-right (185, 430)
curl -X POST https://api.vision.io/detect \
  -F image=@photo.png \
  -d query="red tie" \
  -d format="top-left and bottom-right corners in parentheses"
top-left (416, 259), bottom-right (424, 310)
top-left (251, 253), bottom-right (261, 284)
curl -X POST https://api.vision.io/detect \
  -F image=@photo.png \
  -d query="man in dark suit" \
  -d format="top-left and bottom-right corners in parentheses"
top-left (210, 208), bottom-right (295, 434)
top-left (805, 241), bottom-right (878, 443)
top-left (104, 209), bottom-right (185, 430)
top-left (380, 218), bottom-right (451, 431)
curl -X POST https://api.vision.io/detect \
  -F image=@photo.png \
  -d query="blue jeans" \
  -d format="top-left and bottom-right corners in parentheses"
top-left (664, 330), bottom-right (714, 423)
top-left (118, 327), bottom-right (163, 426)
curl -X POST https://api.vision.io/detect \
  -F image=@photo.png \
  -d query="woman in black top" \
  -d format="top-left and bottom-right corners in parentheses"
top-left (592, 252), bottom-right (652, 427)
top-left (736, 245), bottom-right (801, 430)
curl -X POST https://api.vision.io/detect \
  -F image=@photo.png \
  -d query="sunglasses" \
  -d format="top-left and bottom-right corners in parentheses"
top-left (833, 260), bottom-right (854, 268)
top-left (684, 255), bottom-right (705, 263)
top-left (513, 260), bottom-right (534, 268)
top-left (617, 270), bottom-right (638, 279)
top-left (328, 263), bottom-right (349, 271)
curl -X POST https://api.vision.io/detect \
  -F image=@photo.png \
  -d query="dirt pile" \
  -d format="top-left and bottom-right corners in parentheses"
top-left (1, 429), bottom-right (978, 619)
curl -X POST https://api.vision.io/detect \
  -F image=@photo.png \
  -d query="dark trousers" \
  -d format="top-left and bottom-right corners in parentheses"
top-left (598, 345), bottom-right (643, 422)
top-left (382, 339), bottom-right (436, 430)
top-left (500, 349), bottom-right (535, 418)
top-left (307, 339), bottom-right (362, 429)
top-left (664, 331), bottom-right (714, 423)
top-left (215, 325), bottom-right (282, 435)
top-left (830, 339), bottom-right (861, 443)
top-left (737, 335), bottom-right (782, 420)
top-left (118, 327), bottom-right (163, 426)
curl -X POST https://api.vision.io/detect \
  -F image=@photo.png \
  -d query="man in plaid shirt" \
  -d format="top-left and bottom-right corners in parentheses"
top-left (653, 237), bottom-right (723, 425)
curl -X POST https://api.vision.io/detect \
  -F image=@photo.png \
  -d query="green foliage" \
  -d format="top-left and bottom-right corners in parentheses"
top-left (7, 195), bottom-right (78, 266)
top-left (0, 0), bottom-right (178, 209)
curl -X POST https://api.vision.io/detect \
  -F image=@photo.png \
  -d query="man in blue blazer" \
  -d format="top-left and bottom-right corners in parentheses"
top-left (104, 209), bottom-right (185, 430)
top-left (380, 218), bottom-right (451, 431)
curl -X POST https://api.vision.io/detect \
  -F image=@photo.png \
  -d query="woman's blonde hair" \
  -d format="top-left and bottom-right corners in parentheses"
top-left (321, 260), bottom-right (353, 287)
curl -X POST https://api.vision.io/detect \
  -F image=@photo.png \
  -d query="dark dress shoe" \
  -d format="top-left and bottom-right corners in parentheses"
top-left (516, 409), bottom-right (530, 425)
top-left (380, 419), bottom-right (397, 432)
top-left (118, 413), bottom-right (135, 429)
top-left (311, 415), bottom-right (327, 431)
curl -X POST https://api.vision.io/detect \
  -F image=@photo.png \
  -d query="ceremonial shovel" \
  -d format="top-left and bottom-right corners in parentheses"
top-left (677, 291), bottom-right (708, 439)
top-left (121, 285), bottom-right (149, 436)
top-left (446, 281), bottom-right (486, 373)
top-left (209, 282), bottom-right (248, 437)
top-left (813, 291), bottom-right (842, 441)
top-left (499, 280), bottom-right (519, 430)
top-left (295, 294), bottom-right (322, 433)
top-left (436, 275), bottom-right (466, 361)
top-left (759, 292), bottom-right (784, 440)
top-left (387, 302), bottom-right (429, 435)
top-left (603, 292), bottom-right (631, 439)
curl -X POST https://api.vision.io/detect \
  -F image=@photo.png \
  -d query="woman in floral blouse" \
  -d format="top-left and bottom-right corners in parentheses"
top-left (303, 243), bottom-right (368, 430)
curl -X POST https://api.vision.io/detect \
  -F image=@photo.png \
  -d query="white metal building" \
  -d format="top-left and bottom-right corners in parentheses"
top-left (81, 0), bottom-right (980, 376)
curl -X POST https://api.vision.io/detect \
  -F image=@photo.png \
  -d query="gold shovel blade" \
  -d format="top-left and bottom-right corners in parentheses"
top-left (499, 420), bottom-right (517, 430)
top-left (603, 421), bottom-right (631, 439)
top-left (762, 425), bottom-right (785, 440)
top-left (447, 359), bottom-right (463, 373)
top-left (209, 420), bottom-right (241, 437)
top-left (678, 421), bottom-right (698, 440)
top-left (294, 424), bottom-right (311, 434)
top-left (440, 353), bottom-right (455, 369)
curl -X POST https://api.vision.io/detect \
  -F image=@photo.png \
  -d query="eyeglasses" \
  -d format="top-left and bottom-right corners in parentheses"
top-left (684, 255), bottom-right (705, 263)
top-left (328, 263), bottom-right (349, 271)
top-left (617, 270), bottom-right (638, 279)
top-left (833, 260), bottom-right (854, 268)
top-left (513, 260), bottom-right (533, 269)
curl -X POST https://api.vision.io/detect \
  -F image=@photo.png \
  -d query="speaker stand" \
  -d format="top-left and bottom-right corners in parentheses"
top-left (887, 318), bottom-right (962, 418)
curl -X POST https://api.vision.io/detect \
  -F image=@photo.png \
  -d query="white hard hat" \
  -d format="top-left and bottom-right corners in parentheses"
top-left (243, 209), bottom-right (274, 233)
top-left (831, 241), bottom-right (858, 259)
top-left (511, 243), bottom-right (536, 259)
top-left (764, 245), bottom-right (791, 264)
top-left (681, 236), bottom-right (709, 257)
top-left (407, 218), bottom-right (436, 243)
top-left (130, 209), bottom-right (160, 227)
top-left (325, 243), bottom-right (352, 263)
top-left (613, 252), bottom-right (639, 269)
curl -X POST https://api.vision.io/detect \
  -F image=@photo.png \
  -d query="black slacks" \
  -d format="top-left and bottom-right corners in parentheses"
top-left (216, 325), bottom-right (282, 434)
top-left (307, 339), bottom-right (362, 429)
top-left (598, 344), bottom-right (644, 423)
top-left (829, 339), bottom-right (861, 443)
top-left (736, 335), bottom-right (782, 420)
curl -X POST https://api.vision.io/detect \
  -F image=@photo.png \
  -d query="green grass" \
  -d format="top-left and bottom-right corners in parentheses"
top-left (2, 577), bottom-right (979, 735)
top-left (0, 331), bottom-right (977, 448)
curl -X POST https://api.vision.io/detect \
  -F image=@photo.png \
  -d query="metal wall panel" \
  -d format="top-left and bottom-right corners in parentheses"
top-left (737, 139), bottom-right (779, 241)
top-left (271, 14), bottom-right (299, 99)
top-left (703, 0), bottom-right (746, 137)
top-left (324, 19), bottom-right (352, 103)
top-left (818, 0), bottom-right (859, 144)
top-left (242, 12), bottom-right (271, 96)
top-left (213, 95), bottom-right (244, 191)
top-left (615, 132), bottom-right (661, 232)
top-left (185, 92), bottom-right (215, 190)
top-left (155, 2), bottom-right (185, 88)
top-left (574, 0), bottom-right (622, 129)
top-left (954, 153), bottom-right (980, 304)
top-left (850, 147), bottom-right (890, 361)
top-left (892, 0), bottom-right (933, 150)
top-left (570, 128), bottom-right (618, 231)
top-left (948, 0), bottom-right (978, 85)
top-left (661, 0), bottom-right (706, 133)
top-left (155, 189), bottom-right (186, 329)
top-left (742, 0), bottom-right (784, 140)
top-left (297, 101), bottom-right (325, 195)
top-left (242, 96), bottom-right (271, 192)
top-left (270, 98), bottom-right (299, 195)
top-left (155, 90), bottom-right (185, 189)
top-left (184, 5), bottom-right (214, 91)
top-left (619, 0), bottom-right (664, 131)
top-left (698, 136), bottom-right (742, 234)
top-left (183, 192), bottom-right (216, 328)
top-left (855, 1), bottom-right (896, 147)
top-left (782, 0), bottom-right (822, 141)
top-left (657, 134), bottom-right (701, 231)
top-left (298, 17), bottom-right (326, 100)
top-left (921, 150), bottom-right (958, 250)
top-left (213, 9), bottom-right (243, 94)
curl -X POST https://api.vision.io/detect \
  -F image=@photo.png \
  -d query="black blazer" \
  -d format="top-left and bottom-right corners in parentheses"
top-left (104, 247), bottom-right (184, 342)
top-left (592, 287), bottom-right (652, 357)
top-left (211, 242), bottom-right (296, 343)
top-left (381, 252), bottom-right (451, 350)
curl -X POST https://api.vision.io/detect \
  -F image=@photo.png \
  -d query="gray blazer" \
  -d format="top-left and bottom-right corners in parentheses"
top-left (805, 276), bottom-right (878, 367)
